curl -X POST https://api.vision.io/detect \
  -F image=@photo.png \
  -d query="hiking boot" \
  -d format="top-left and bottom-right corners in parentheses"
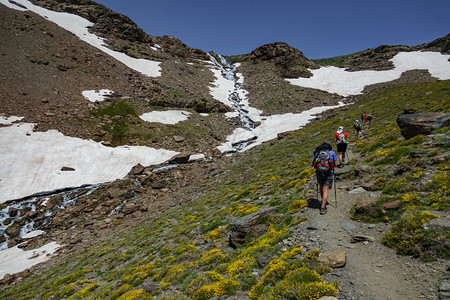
top-left (320, 207), bottom-right (327, 215)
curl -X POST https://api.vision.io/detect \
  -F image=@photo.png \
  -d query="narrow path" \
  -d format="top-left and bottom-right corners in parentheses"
top-left (296, 147), bottom-right (446, 300)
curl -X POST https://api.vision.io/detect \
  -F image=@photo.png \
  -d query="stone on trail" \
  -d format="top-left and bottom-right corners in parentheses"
top-left (318, 249), bottom-right (347, 268)
top-left (351, 235), bottom-right (376, 243)
top-left (307, 220), bottom-right (328, 230)
top-left (318, 297), bottom-right (337, 300)
top-left (334, 165), bottom-right (352, 175)
top-left (348, 187), bottom-right (367, 194)
top-left (341, 222), bottom-right (356, 231)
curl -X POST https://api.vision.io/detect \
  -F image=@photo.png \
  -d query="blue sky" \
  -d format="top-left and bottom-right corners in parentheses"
top-left (94, 0), bottom-right (449, 59)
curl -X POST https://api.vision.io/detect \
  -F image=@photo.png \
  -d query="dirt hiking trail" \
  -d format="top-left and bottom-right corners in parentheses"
top-left (295, 147), bottom-right (447, 300)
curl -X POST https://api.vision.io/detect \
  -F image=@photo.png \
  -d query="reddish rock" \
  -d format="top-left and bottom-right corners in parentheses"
top-left (355, 197), bottom-right (378, 213)
top-left (381, 200), bottom-right (401, 210)
top-left (318, 249), bottom-right (347, 268)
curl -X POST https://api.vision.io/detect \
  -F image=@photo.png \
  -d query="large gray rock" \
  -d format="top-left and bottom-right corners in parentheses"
top-left (229, 207), bottom-right (276, 248)
top-left (397, 113), bottom-right (450, 140)
top-left (423, 215), bottom-right (450, 230)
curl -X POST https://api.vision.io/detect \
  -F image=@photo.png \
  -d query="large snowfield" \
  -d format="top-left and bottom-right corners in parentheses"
top-left (0, 123), bottom-right (178, 203)
top-left (1, 0), bottom-right (450, 280)
top-left (287, 51), bottom-right (450, 96)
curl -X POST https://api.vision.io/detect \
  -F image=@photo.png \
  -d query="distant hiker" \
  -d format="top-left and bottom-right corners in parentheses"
top-left (334, 126), bottom-right (348, 167)
top-left (364, 113), bottom-right (369, 124)
top-left (354, 119), bottom-right (362, 139)
top-left (367, 113), bottom-right (373, 124)
top-left (361, 113), bottom-right (365, 123)
top-left (312, 141), bottom-right (338, 215)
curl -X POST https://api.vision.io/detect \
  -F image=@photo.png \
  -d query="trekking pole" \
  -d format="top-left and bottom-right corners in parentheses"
top-left (316, 180), bottom-right (319, 202)
top-left (334, 173), bottom-right (337, 208)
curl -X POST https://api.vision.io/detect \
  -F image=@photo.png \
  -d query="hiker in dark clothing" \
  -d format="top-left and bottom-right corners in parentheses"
top-left (312, 142), bottom-right (338, 215)
top-left (354, 119), bottom-right (362, 139)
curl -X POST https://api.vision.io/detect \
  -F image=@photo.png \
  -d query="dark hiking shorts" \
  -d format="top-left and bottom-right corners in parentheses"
top-left (316, 171), bottom-right (333, 187)
top-left (337, 143), bottom-right (347, 153)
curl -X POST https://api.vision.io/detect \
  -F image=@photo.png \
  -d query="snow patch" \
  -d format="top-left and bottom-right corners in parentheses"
top-left (188, 154), bottom-right (206, 161)
top-left (22, 230), bottom-right (45, 239)
top-left (0, 241), bottom-right (60, 280)
top-left (0, 123), bottom-right (178, 203)
top-left (218, 102), bottom-right (346, 153)
top-left (0, 116), bottom-right (23, 125)
top-left (287, 51), bottom-right (450, 96)
top-left (82, 89), bottom-right (114, 102)
top-left (139, 110), bottom-right (191, 125)
top-left (0, 0), bottom-right (161, 77)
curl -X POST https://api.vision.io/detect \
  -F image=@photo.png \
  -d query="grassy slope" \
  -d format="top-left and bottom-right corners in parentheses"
top-left (2, 80), bottom-right (449, 299)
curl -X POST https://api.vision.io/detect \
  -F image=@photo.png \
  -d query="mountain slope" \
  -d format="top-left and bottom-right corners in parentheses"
top-left (0, 0), bottom-right (449, 299)
top-left (1, 75), bottom-right (448, 299)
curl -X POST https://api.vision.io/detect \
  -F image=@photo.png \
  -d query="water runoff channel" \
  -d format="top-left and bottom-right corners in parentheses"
top-left (208, 53), bottom-right (257, 153)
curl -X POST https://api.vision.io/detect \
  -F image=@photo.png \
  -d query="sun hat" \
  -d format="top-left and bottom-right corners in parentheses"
top-left (337, 126), bottom-right (343, 133)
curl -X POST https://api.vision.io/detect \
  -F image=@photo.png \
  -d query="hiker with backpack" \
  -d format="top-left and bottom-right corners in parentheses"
top-left (367, 113), bottom-right (373, 124)
top-left (334, 126), bottom-right (348, 167)
top-left (312, 141), bottom-right (338, 215)
top-left (354, 119), bottom-right (362, 139)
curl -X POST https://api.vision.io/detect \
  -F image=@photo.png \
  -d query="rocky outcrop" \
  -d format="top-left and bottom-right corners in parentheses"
top-left (414, 33), bottom-right (450, 54)
top-left (228, 207), bottom-right (276, 248)
top-left (397, 112), bottom-right (450, 139)
top-left (244, 42), bottom-right (319, 78)
top-left (343, 45), bottom-right (412, 72)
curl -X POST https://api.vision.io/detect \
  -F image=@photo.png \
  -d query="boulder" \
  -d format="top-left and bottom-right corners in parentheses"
top-left (423, 215), bottom-right (450, 230)
top-left (396, 113), bottom-right (450, 140)
top-left (128, 163), bottom-right (145, 175)
top-left (121, 203), bottom-right (139, 215)
top-left (229, 207), bottom-right (276, 248)
top-left (173, 135), bottom-right (185, 143)
top-left (169, 152), bottom-right (191, 164)
top-left (355, 196), bottom-right (378, 213)
top-left (107, 188), bottom-right (126, 198)
top-left (381, 200), bottom-right (401, 210)
top-left (348, 187), bottom-right (367, 194)
top-left (318, 249), bottom-right (347, 268)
